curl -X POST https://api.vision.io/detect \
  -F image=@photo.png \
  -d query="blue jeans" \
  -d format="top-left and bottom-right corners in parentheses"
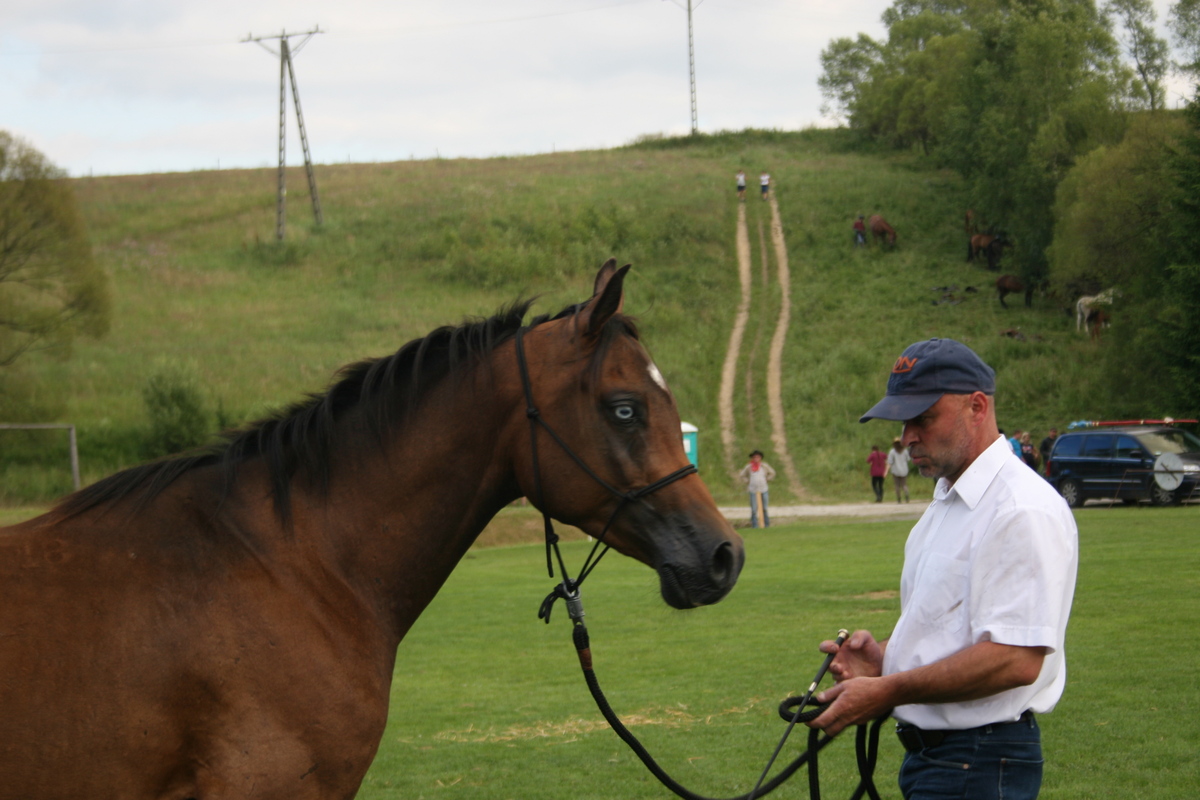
top-left (898, 714), bottom-right (1042, 799)
top-left (748, 491), bottom-right (769, 528)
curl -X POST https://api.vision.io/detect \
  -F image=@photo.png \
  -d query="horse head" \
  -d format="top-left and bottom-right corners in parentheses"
top-left (510, 260), bottom-right (744, 609)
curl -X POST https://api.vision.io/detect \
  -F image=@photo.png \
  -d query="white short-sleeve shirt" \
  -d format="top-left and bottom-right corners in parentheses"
top-left (882, 435), bottom-right (1078, 730)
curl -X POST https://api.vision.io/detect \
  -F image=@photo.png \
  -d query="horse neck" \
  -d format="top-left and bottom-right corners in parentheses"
top-left (293, 356), bottom-right (527, 645)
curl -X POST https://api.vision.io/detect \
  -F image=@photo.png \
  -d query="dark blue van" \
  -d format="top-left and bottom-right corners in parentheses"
top-left (1046, 426), bottom-right (1200, 507)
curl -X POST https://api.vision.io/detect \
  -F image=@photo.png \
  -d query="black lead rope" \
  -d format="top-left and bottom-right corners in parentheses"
top-left (568, 618), bottom-right (887, 800)
top-left (514, 326), bottom-right (885, 800)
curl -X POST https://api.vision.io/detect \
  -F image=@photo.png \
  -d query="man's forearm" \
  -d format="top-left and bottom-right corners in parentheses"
top-left (880, 641), bottom-right (1044, 707)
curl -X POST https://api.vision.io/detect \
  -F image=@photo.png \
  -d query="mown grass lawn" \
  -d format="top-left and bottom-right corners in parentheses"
top-left (359, 506), bottom-right (1199, 799)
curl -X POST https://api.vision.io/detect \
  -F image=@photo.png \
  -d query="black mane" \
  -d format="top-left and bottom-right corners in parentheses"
top-left (58, 298), bottom-right (636, 521)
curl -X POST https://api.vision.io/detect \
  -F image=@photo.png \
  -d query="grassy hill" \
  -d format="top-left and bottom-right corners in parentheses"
top-left (3, 129), bottom-right (1113, 507)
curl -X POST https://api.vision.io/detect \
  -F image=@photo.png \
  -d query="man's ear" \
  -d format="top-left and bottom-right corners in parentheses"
top-left (579, 259), bottom-right (631, 337)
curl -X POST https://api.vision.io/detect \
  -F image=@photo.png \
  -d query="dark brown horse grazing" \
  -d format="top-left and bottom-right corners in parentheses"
top-left (995, 274), bottom-right (1031, 309)
top-left (0, 260), bottom-right (744, 799)
top-left (868, 214), bottom-right (896, 247)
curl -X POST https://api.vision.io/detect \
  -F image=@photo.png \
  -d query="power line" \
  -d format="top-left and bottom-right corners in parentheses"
top-left (243, 27), bottom-right (325, 242)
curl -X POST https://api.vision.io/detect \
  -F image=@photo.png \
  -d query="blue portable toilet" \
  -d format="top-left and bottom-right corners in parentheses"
top-left (680, 421), bottom-right (698, 468)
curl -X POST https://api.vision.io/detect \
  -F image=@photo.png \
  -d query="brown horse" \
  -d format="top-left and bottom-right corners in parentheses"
top-left (0, 260), bottom-right (744, 799)
top-left (1087, 307), bottom-right (1111, 341)
top-left (967, 233), bottom-right (1010, 270)
top-left (995, 274), bottom-right (1032, 309)
top-left (868, 214), bottom-right (896, 247)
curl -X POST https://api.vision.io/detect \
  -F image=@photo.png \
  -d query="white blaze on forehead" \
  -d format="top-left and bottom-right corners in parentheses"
top-left (647, 361), bottom-right (670, 393)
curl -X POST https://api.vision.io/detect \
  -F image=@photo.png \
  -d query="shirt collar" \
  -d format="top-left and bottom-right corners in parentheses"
top-left (932, 434), bottom-right (1010, 509)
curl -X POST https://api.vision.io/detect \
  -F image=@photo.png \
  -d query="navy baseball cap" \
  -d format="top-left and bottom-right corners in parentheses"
top-left (859, 338), bottom-right (995, 423)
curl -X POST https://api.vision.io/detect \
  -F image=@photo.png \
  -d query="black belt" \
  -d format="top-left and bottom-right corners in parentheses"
top-left (896, 710), bottom-right (1035, 753)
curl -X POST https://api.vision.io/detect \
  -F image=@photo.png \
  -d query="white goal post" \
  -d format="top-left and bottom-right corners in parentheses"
top-left (0, 424), bottom-right (81, 490)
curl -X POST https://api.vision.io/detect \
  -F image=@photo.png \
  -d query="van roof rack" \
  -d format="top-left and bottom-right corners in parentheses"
top-left (1066, 419), bottom-right (1198, 430)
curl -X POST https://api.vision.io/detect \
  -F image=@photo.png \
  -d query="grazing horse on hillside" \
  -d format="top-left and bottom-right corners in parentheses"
top-left (967, 233), bottom-right (1010, 271)
top-left (869, 214), bottom-right (897, 247)
top-left (995, 274), bottom-right (1031, 309)
top-left (1087, 308), bottom-right (1111, 341)
top-left (0, 260), bottom-right (744, 799)
top-left (1076, 287), bottom-right (1118, 332)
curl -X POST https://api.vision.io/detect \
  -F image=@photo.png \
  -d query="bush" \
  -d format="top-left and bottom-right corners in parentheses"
top-left (142, 364), bottom-right (211, 457)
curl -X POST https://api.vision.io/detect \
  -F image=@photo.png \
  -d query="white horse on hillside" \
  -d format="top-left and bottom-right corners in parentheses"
top-left (1076, 287), bottom-right (1118, 333)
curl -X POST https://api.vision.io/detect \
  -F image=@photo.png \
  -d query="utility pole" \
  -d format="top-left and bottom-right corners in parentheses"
top-left (664, 0), bottom-right (701, 135)
top-left (243, 27), bottom-right (325, 241)
top-left (686, 0), bottom-right (698, 135)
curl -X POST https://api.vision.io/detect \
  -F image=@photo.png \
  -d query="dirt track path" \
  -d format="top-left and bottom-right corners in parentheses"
top-left (718, 195), bottom-right (803, 496)
top-left (766, 195), bottom-right (803, 496)
top-left (718, 203), bottom-right (753, 481)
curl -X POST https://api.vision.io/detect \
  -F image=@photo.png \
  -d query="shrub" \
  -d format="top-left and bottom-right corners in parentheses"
top-left (142, 364), bottom-right (210, 457)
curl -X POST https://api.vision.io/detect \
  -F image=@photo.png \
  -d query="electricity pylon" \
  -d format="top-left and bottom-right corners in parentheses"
top-left (664, 0), bottom-right (701, 135)
top-left (243, 27), bottom-right (325, 241)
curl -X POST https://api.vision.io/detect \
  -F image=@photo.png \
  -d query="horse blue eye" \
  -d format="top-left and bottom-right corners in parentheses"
top-left (614, 404), bottom-right (635, 421)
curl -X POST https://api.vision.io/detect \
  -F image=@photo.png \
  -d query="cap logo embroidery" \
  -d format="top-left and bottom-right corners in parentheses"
top-left (893, 356), bottom-right (918, 374)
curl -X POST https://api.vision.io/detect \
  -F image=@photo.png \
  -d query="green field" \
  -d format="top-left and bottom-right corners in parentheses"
top-left (2, 130), bottom-right (1129, 507)
top-left (352, 507), bottom-right (1199, 800)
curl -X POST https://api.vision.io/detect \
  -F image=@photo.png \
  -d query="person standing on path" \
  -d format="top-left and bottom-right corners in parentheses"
top-left (760, 171), bottom-right (770, 200)
top-left (853, 214), bottom-right (867, 247)
top-left (738, 449), bottom-right (776, 528)
top-left (736, 169), bottom-right (747, 201)
top-left (867, 445), bottom-right (888, 502)
top-left (886, 436), bottom-right (912, 502)
top-left (809, 338), bottom-right (1078, 800)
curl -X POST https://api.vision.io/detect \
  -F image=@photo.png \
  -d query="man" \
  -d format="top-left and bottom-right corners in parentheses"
top-left (853, 214), bottom-right (867, 247)
top-left (868, 444), bottom-right (888, 502)
top-left (1007, 428), bottom-right (1023, 458)
top-left (736, 169), bottom-right (747, 201)
top-left (1039, 427), bottom-right (1059, 474)
top-left (809, 338), bottom-right (1078, 800)
top-left (886, 436), bottom-right (912, 502)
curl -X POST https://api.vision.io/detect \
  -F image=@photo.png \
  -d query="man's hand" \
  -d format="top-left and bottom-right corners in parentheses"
top-left (807, 677), bottom-right (894, 737)
top-left (819, 629), bottom-right (884, 682)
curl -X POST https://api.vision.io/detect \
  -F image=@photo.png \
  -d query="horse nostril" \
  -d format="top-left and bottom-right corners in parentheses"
top-left (710, 541), bottom-right (737, 587)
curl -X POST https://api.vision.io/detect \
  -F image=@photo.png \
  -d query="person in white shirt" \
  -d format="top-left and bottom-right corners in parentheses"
top-left (737, 449), bottom-right (775, 528)
top-left (885, 436), bottom-right (912, 502)
top-left (760, 172), bottom-right (770, 200)
top-left (809, 338), bottom-right (1078, 800)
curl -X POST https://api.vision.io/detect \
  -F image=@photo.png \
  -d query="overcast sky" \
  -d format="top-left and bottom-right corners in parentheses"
top-left (2, 0), bottom-right (1188, 177)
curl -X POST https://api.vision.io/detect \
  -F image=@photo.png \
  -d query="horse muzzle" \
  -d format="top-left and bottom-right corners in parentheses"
top-left (655, 537), bottom-right (744, 609)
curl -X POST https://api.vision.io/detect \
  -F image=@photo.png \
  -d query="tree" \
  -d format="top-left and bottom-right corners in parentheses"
top-left (821, 0), bottom-right (1137, 284)
top-left (0, 132), bottom-right (110, 425)
top-left (818, 34), bottom-right (882, 122)
top-left (1169, 0), bottom-right (1200, 79)
top-left (1047, 100), bottom-right (1200, 416)
top-left (1105, 0), bottom-right (1169, 109)
top-left (0, 131), bottom-right (109, 369)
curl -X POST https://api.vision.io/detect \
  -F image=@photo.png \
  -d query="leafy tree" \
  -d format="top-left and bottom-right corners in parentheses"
top-left (1105, 0), bottom-right (1170, 109)
top-left (1169, 0), bottom-right (1200, 78)
top-left (820, 0), bottom-right (1135, 284)
top-left (1047, 101), bottom-right (1200, 416)
top-left (818, 35), bottom-right (883, 122)
top-left (0, 131), bottom-right (110, 370)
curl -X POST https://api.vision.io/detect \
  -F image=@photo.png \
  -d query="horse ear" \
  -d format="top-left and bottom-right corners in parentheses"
top-left (592, 257), bottom-right (619, 297)
top-left (581, 260), bottom-right (631, 337)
